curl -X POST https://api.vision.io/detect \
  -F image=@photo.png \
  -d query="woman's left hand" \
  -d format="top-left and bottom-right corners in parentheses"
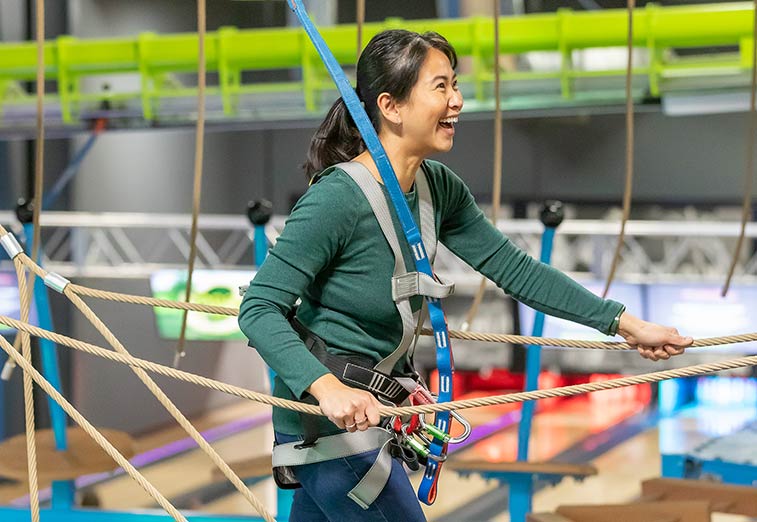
top-left (617, 312), bottom-right (693, 361)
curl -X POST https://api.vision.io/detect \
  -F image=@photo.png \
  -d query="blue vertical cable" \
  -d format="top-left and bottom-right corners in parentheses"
top-left (249, 201), bottom-right (292, 519)
top-left (286, 0), bottom-right (456, 503)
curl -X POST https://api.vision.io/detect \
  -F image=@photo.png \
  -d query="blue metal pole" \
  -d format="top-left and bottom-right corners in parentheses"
top-left (516, 225), bottom-right (557, 462)
top-left (0, 351), bottom-right (5, 440)
top-left (252, 216), bottom-right (292, 521)
top-left (23, 223), bottom-right (75, 509)
top-left (510, 202), bottom-right (563, 522)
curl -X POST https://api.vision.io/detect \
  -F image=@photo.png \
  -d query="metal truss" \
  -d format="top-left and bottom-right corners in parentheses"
top-left (1, 211), bottom-right (756, 289)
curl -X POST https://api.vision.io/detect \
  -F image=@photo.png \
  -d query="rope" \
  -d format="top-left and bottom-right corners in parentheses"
top-left (1, 314), bottom-right (755, 419)
top-left (5, 238), bottom-right (756, 351)
top-left (432, 327), bottom-right (757, 350)
top-left (386, 353), bottom-right (757, 416)
top-left (14, 258), bottom-right (40, 522)
top-left (722, 0), bottom-right (757, 296)
top-left (5, 236), bottom-right (757, 351)
top-left (602, 0), bottom-right (636, 297)
top-left (176, 0), bottom-right (208, 366)
top-left (62, 288), bottom-right (275, 522)
top-left (461, 0), bottom-right (504, 332)
top-left (68, 282), bottom-right (238, 315)
top-left (0, 334), bottom-right (188, 522)
top-left (0, 315), bottom-right (320, 415)
top-left (356, 0), bottom-right (365, 60)
top-left (17, 2), bottom-right (49, 518)
top-left (30, 0), bottom-right (45, 273)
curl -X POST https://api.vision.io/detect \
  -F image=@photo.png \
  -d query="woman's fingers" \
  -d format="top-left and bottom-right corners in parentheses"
top-left (666, 343), bottom-right (687, 356)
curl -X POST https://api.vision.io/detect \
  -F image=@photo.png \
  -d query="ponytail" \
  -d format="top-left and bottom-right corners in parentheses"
top-left (303, 97), bottom-right (365, 180)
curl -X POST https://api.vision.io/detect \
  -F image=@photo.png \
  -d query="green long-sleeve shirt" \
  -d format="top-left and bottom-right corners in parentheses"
top-left (238, 160), bottom-right (624, 435)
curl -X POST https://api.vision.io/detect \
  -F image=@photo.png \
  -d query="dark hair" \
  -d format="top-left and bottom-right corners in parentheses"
top-left (303, 29), bottom-right (458, 179)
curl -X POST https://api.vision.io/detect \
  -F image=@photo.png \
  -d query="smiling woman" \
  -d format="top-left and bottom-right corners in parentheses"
top-left (237, 28), bottom-right (692, 522)
top-left (303, 30), bottom-right (460, 185)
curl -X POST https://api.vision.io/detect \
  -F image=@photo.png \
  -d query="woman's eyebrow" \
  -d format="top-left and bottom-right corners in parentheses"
top-left (429, 73), bottom-right (457, 84)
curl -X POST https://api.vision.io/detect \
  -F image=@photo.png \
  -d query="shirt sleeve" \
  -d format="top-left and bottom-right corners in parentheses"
top-left (435, 164), bottom-right (625, 336)
top-left (238, 174), bottom-right (357, 398)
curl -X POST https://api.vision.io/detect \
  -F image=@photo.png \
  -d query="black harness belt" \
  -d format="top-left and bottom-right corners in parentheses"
top-left (290, 316), bottom-right (412, 405)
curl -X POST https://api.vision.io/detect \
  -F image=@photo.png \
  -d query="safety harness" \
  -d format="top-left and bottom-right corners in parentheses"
top-left (271, 162), bottom-right (469, 508)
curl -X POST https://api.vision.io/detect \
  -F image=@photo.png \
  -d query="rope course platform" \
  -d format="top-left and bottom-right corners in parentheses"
top-left (2, 2), bottom-right (757, 134)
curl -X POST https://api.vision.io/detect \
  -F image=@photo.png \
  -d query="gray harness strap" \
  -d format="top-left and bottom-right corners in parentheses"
top-left (338, 161), bottom-right (453, 376)
top-left (272, 428), bottom-right (394, 509)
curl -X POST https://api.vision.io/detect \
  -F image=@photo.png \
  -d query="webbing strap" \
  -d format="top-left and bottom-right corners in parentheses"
top-left (272, 427), bottom-right (392, 466)
top-left (273, 428), bottom-right (394, 510)
top-left (416, 169), bottom-right (437, 263)
top-left (346, 438), bottom-right (395, 509)
top-left (336, 162), bottom-right (418, 376)
top-left (288, 0), bottom-right (456, 505)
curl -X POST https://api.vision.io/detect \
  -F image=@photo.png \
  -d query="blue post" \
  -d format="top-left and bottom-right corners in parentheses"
top-left (23, 222), bottom-right (76, 509)
top-left (0, 352), bottom-right (5, 440)
top-left (248, 200), bottom-right (291, 521)
top-left (510, 201), bottom-right (563, 522)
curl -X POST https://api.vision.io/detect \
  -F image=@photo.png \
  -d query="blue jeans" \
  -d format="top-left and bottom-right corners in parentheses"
top-left (275, 431), bottom-right (427, 522)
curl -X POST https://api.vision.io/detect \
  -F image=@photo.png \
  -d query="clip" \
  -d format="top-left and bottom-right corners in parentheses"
top-left (44, 273), bottom-right (71, 294)
top-left (0, 233), bottom-right (23, 259)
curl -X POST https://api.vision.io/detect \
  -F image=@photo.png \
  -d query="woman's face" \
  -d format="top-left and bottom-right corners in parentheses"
top-left (394, 47), bottom-right (463, 157)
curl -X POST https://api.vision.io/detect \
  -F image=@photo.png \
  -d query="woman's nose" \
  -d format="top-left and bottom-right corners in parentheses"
top-left (450, 89), bottom-right (463, 111)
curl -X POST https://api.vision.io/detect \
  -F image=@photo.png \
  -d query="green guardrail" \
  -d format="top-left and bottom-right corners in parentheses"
top-left (0, 2), bottom-right (755, 123)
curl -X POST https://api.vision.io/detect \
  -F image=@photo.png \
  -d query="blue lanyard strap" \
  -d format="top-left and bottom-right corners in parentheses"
top-left (287, 0), bottom-right (454, 504)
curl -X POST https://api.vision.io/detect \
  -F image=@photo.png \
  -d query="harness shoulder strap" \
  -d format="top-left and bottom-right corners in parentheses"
top-left (337, 161), bottom-right (446, 375)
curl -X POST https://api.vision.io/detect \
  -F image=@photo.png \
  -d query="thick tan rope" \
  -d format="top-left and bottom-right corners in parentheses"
top-left (386, 353), bottom-right (757, 416)
top-left (7, 241), bottom-right (757, 350)
top-left (356, 0), bottom-right (365, 59)
top-left (1, 314), bottom-right (755, 419)
top-left (29, 0), bottom-right (45, 275)
top-left (0, 315), bottom-right (318, 415)
top-left (722, 0), bottom-right (757, 296)
top-left (0, 334), bottom-right (188, 522)
top-left (14, 258), bottom-right (40, 522)
top-left (69, 282), bottom-right (237, 315)
top-left (430, 327), bottom-right (757, 350)
top-left (7, 239), bottom-right (757, 351)
top-left (62, 288), bottom-right (275, 522)
top-left (15, 2), bottom-right (48, 514)
top-left (461, 0), bottom-right (504, 332)
top-left (603, 0), bottom-right (636, 297)
top-left (14, 0), bottom-right (50, 366)
top-left (176, 0), bottom-right (208, 366)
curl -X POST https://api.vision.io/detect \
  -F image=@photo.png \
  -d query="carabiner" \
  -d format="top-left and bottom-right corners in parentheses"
top-left (419, 410), bottom-right (472, 444)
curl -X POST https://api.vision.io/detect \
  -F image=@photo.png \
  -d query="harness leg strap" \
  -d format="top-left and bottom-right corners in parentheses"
top-left (347, 437), bottom-right (395, 509)
top-left (272, 428), bottom-right (395, 509)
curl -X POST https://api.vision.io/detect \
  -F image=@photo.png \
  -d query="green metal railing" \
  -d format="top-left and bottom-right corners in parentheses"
top-left (0, 2), bottom-right (755, 124)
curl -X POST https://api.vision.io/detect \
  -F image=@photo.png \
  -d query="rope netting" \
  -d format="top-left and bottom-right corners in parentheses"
top-left (3, 187), bottom-right (757, 522)
top-left (3, 223), bottom-right (757, 421)
top-left (5, 1), bottom-right (757, 521)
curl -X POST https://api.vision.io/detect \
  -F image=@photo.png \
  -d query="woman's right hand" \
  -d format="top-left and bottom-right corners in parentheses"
top-left (307, 374), bottom-right (382, 432)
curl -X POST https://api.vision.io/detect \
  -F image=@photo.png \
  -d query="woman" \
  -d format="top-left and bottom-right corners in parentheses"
top-left (239, 29), bottom-right (691, 522)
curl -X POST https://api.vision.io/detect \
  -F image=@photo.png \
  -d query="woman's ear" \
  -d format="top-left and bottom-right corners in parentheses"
top-left (377, 92), bottom-right (402, 126)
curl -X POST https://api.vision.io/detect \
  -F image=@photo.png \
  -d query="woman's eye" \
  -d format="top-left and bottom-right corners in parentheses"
top-left (437, 83), bottom-right (446, 90)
